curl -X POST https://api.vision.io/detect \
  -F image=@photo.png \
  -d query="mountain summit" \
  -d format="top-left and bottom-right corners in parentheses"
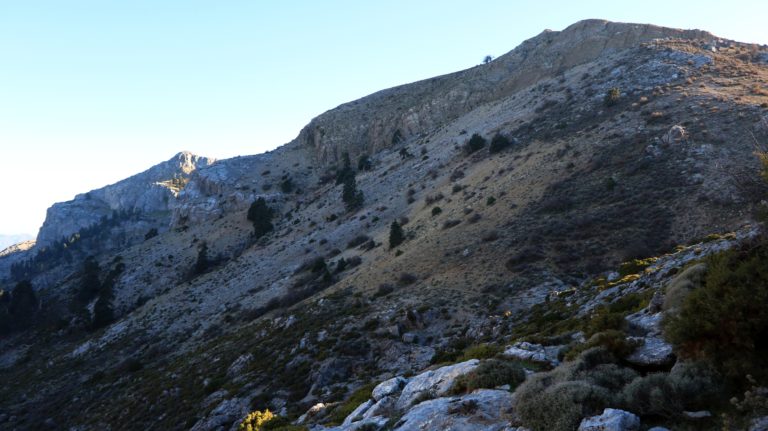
top-left (1, 20), bottom-right (768, 430)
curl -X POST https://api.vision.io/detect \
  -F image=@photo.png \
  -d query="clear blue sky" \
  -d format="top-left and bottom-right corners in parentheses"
top-left (1, 1), bottom-right (766, 236)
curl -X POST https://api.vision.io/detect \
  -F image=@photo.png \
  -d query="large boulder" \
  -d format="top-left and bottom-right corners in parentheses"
top-left (189, 397), bottom-right (251, 431)
top-left (396, 360), bottom-right (479, 410)
top-left (393, 389), bottom-right (515, 431)
top-left (578, 408), bottom-right (640, 431)
top-left (372, 376), bottom-right (408, 401)
top-left (624, 336), bottom-right (675, 368)
top-left (660, 125), bottom-right (688, 145)
top-left (342, 400), bottom-right (375, 426)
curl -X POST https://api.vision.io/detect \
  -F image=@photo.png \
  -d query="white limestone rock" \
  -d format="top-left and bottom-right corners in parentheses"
top-left (372, 376), bottom-right (408, 401)
top-left (396, 359), bottom-right (480, 410)
top-left (393, 389), bottom-right (515, 431)
top-left (578, 408), bottom-right (640, 431)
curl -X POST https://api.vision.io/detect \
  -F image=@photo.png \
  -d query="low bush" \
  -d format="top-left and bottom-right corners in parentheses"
top-left (372, 283), bottom-right (394, 298)
top-left (564, 330), bottom-right (638, 361)
top-left (662, 263), bottom-right (706, 314)
top-left (347, 235), bottom-right (370, 249)
top-left (663, 238), bottom-right (768, 381)
top-left (620, 362), bottom-right (720, 418)
top-left (464, 133), bottom-right (487, 155)
top-left (584, 292), bottom-right (650, 336)
top-left (442, 220), bottom-right (461, 229)
top-left (618, 257), bottom-right (658, 277)
top-left (237, 409), bottom-right (277, 431)
top-left (248, 198), bottom-right (275, 239)
top-left (450, 359), bottom-right (526, 394)
top-left (457, 344), bottom-right (501, 362)
top-left (398, 273), bottom-right (417, 286)
top-left (389, 221), bottom-right (404, 249)
top-left (517, 379), bottom-right (612, 431)
top-left (489, 134), bottom-right (512, 154)
top-left (517, 347), bottom-right (618, 431)
top-left (604, 87), bottom-right (621, 106)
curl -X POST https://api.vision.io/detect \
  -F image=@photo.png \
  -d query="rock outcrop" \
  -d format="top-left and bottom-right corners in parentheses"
top-left (35, 151), bottom-right (213, 248)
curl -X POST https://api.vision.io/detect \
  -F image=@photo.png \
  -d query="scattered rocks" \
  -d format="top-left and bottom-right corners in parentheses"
top-left (503, 342), bottom-right (561, 366)
top-left (578, 408), bottom-right (640, 431)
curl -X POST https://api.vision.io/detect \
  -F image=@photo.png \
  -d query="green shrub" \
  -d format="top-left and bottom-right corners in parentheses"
top-left (489, 134), bottom-right (512, 154)
top-left (357, 154), bottom-right (372, 171)
top-left (517, 379), bottom-right (612, 431)
top-left (431, 206), bottom-right (442, 216)
top-left (663, 239), bottom-right (768, 380)
top-left (389, 221), bottom-right (404, 249)
top-left (450, 359), bottom-right (526, 394)
top-left (604, 87), bottom-right (621, 106)
top-left (564, 330), bottom-right (638, 361)
top-left (248, 197), bottom-right (275, 239)
top-left (576, 363), bottom-right (638, 392)
top-left (584, 292), bottom-right (650, 337)
top-left (262, 416), bottom-right (307, 430)
top-left (464, 133), bottom-right (487, 154)
top-left (662, 263), bottom-right (706, 314)
top-left (457, 344), bottom-right (501, 362)
top-left (342, 174), bottom-right (364, 212)
top-left (618, 257), bottom-right (658, 277)
top-left (517, 347), bottom-right (621, 431)
top-left (620, 363), bottom-right (719, 418)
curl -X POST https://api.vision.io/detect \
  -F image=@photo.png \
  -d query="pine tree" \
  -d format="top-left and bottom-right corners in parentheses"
top-left (194, 242), bottom-right (210, 275)
top-left (335, 152), bottom-right (355, 185)
top-left (389, 220), bottom-right (404, 249)
top-left (77, 256), bottom-right (101, 303)
top-left (342, 174), bottom-right (364, 212)
top-left (247, 197), bottom-right (275, 238)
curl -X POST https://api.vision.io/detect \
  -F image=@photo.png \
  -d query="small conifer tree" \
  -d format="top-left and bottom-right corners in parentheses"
top-left (389, 220), bottom-right (404, 249)
top-left (247, 197), bottom-right (275, 238)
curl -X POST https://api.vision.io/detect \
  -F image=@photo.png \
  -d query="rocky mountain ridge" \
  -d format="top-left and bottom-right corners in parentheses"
top-left (35, 151), bottom-right (214, 248)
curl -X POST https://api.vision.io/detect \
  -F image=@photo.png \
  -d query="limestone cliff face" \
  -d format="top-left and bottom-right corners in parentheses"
top-left (292, 19), bottom-right (714, 166)
top-left (36, 151), bottom-right (214, 247)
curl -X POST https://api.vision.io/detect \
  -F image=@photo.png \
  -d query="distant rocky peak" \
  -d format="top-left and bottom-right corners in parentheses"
top-left (170, 151), bottom-right (216, 175)
top-left (34, 151), bottom-right (215, 249)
